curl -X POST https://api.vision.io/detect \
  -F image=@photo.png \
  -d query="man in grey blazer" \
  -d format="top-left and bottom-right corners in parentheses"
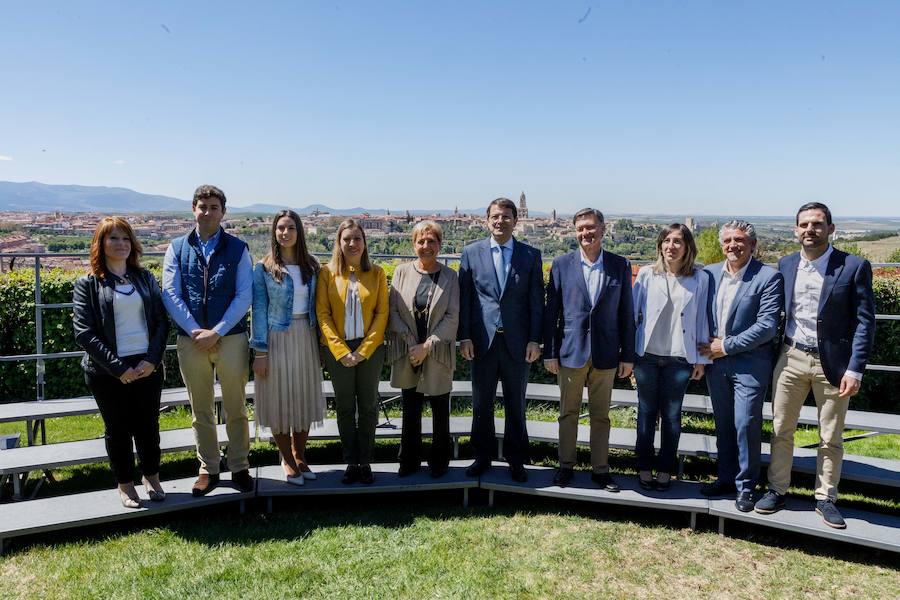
top-left (459, 198), bottom-right (544, 482)
top-left (700, 220), bottom-right (784, 512)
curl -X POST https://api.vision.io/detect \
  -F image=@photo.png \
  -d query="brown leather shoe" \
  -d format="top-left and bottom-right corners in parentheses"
top-left (191, 473), bottom-right (220, 497)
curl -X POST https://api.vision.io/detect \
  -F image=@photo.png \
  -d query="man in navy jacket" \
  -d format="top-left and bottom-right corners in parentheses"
top-left (543, 208), bottom-right (635, 490)
top-left (459, 198), bottom-right (544, 482)
top-left (700, 220), bottom-right (784, 512)
top-left (754, 203), bottom-right (876, 529)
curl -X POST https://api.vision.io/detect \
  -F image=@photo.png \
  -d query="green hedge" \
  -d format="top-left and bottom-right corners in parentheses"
top-left (1, 266), bottom-right (898, 413)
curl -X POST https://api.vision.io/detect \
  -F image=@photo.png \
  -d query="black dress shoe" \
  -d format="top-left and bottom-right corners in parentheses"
top-left (359, 465), bottom-right (375, 485)
top-left (429, 465), bottom-right (448, 479)
top-left (638, 477), bottom-right (656, 491)
top-left (231, 469), bottom-right (254, 493)
top-left (342, 464), bottom-right (360, 484)
top-left (397, 464), bottom-right (420, 477)
top-left (591, 472), bottom-right (620, 492)
top-left (465, 461), bottom-right (491, 477)
top-left (553, 468), bottom-right (573, 487)
top-left (735, 491), bottom-right (755, 512)
top-left (700, 480), bottom-right (737, 497)
top-left (509, 464), bottom-right (528, 483)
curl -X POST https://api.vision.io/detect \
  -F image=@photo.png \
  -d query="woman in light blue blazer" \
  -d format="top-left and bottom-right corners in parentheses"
top-left (251, 210), bottom-right (325, 486)
top-left (632, 224), bottom-right (712, 491)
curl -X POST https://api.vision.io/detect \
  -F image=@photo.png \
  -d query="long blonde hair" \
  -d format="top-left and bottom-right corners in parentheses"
top-left (328, 219), bottom-right (372, 273)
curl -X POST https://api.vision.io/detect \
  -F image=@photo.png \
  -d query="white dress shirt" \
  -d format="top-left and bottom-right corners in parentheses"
top-left (786, 245), bottom-right (862, 381)
top-left (716, 261), bottom-right (750, 341)
top-left (580, 249), bottom-right (604, 308)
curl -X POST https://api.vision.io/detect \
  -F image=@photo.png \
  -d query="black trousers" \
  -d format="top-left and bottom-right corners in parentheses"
top-left (398, 388), bottom-right (451, 470)
top-left (470, 333), bottom-right (530, 467)
top-left (85, 355), bottom-right (163, 484)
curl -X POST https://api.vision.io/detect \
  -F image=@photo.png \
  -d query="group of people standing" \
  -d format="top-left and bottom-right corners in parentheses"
top-left (72, 187), bottom-right (875, 531)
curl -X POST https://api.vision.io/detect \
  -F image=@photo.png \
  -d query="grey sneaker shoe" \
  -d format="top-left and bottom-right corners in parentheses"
top-left (754, 490), bottom-right (786, 514)
top-left (815, 499), bottom-right (846, 529)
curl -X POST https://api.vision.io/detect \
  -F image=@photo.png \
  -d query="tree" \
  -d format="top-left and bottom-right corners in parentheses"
top-left (695, 227), bottom-right (724, 266)
top-left (885, 247), bottom-right (900, 264)
top-left (833, 241), bottom-right (869, 260)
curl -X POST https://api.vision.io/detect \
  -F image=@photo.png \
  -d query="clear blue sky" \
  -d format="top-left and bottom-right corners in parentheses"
top-left (2, 2), bottom-right (899, 216)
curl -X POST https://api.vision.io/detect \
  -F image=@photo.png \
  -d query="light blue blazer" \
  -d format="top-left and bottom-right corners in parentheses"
top-left (633, 265), bottom-right (713, 365)
top-left (250, 262), bottom-right (317, 352)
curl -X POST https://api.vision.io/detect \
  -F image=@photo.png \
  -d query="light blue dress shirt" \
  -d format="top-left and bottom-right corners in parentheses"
top-left (162, 228), bottom-right (253, 336)
top-left (580, 249), bottom-right (604, 307)
top-left (489, 237), bottom-right (513, 327)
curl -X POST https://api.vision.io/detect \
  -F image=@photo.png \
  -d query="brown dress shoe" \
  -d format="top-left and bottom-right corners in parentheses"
top-left (191, 473), bottom-right (220, 497)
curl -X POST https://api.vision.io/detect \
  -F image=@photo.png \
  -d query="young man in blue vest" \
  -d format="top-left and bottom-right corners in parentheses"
top-left (162, 185), bottom-right (254, 496)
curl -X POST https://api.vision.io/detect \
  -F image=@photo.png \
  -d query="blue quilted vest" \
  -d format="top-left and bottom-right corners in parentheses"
top-left (171, 228), bottom-right (248, 337)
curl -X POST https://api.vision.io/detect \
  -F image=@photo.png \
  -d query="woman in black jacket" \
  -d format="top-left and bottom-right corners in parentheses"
top-left (73, 217), bottom-right (169, 507)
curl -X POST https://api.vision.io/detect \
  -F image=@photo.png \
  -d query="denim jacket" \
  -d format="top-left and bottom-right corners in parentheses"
top-left (250, 262), bottom-right (318, 351)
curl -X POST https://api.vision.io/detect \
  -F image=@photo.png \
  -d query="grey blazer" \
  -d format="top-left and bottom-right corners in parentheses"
top-left (386, 262), bottom-right (459, 395)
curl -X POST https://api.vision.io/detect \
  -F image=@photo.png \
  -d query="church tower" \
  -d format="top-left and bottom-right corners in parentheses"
top-left (519, 191), bottom-right (529, 219)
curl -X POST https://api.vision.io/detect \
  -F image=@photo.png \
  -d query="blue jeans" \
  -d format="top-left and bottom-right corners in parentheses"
top-left (634, 353), bottom-right (693, 473)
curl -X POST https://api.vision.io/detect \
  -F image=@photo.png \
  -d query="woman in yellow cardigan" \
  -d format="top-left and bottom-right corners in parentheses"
top-left (317, 219), bottom-right (389, 484)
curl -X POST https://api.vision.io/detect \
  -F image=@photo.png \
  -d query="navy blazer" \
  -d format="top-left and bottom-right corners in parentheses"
top-left (705, 258), bottom-right (784, 374)
top-left (543, 250), bottom-right (636, 370)
top-left (779, 248), bottom-right (875, 386)
top-left (458, 237), bottom-right (544, 360)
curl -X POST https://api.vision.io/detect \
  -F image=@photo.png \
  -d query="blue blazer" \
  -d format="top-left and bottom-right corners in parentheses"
top-left (779, 248), bottom-right (875, 386)
top-left (458, 237), bottom-right (544, 360)
top-left (705, 258), bottom-right (784, 376)
top-left (543, 250), bottom-right (636, 369)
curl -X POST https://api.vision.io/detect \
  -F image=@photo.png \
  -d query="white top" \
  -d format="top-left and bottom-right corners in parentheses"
top-left (716, 261), bottom-right (750, 339)
top-left (286, 266), bottom-right (309, 315)
top-left (113, 283), bottom-right (149, 357)
top-left (645, 274), bottom-right (687, 358)
top-left (580, 249), bottom-right (605, 308)
top-left (344, 272), bottom-right (365, 340)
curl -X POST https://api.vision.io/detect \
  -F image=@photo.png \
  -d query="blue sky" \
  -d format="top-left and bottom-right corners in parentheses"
top-left (1, 2), bottom-right (899, 216)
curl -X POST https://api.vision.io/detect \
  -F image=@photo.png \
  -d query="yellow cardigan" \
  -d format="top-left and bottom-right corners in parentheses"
top-left (316, 263), bottom-right (389, 360)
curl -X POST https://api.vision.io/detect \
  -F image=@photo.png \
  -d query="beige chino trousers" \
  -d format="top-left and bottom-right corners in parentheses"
top-left (558, 360), bottom-right (616, 473)
top-left (177, 333), bottom-right (251, 475)
top-left (767, 345), bottom-right (849, 501)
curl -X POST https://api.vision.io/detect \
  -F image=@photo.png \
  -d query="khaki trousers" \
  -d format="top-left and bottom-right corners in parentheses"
top-left (558, 360), bottom-right (616, 472)
top-left (767, 345), bottom-right (849, 501)
top-left (177, 333), bottom-right (251, 475)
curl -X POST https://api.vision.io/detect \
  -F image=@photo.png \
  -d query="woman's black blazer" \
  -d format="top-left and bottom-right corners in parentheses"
top-left (72, 268), bottom-right (169, 377)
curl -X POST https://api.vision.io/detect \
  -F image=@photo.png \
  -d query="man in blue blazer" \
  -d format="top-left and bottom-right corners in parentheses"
top-left (755, 203), bottom-right (876, 529)
top-left (459, 198), bottom-right (544, 482)
top-left (543, 208), bottom-right (635, 490)
top-left (700, 220), bottom-right (784, 512)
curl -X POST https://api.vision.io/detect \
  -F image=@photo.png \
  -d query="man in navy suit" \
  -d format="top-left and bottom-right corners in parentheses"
top-left (543, 208), bottom-right (635, 490)
top-left (700, 220), bottom-right (784, 512)
top-left (754, 203), bottom-right (875, 529)
top-left (459, 198), bottom-right (544, 482)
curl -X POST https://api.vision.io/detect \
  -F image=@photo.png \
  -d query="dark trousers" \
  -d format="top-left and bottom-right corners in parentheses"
top-left (322, 342), bottom-right (384, 466)
top-left (85, 355), bottom-right (162, 484)
top-left (471, 333), bottom-right (529, 466)
top-left (634, 353), bottom-right (693, 473)
top-left (398, 389), bottom-right (450, 470)
top-left (706, 360), bottom-right (767, 494)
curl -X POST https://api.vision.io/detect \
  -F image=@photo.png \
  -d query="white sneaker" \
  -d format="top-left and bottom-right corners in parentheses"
top-left (285, 473), bottom-right (305, 486)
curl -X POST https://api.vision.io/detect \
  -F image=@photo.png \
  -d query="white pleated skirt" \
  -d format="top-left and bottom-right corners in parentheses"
top-left (255, 315), bottom-right (325, 434)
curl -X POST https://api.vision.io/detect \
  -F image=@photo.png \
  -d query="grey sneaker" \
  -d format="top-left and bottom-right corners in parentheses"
top-left (815, 499), bottom-right (846, 529)
top-left (754, 490), bottom-right (786, 514)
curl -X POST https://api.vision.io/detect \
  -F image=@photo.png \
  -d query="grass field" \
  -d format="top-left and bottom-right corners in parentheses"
top-left (858, 234), bottom-right (900, 262)
top-left (2, 403), bottom-right (898, 598)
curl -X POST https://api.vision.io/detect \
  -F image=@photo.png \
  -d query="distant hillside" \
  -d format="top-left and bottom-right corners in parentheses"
top-left (0, 181), bottom-right (191, 212)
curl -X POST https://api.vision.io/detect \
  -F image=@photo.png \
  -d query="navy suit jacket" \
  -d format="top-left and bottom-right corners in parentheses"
top-left (779, 248), bottom-right (875, 386)
top-left (543, 250), bottom-right (636, 370)
top-left (705, 258), bottom-right (784, 378)
top-left (458, 237), bottom-right (544, 360)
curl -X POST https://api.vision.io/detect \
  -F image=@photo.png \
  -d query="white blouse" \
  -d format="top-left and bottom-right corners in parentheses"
top-left (113, 283), bottom-right (149, 357)
top-left (286, 266), bottom-right (309, 315)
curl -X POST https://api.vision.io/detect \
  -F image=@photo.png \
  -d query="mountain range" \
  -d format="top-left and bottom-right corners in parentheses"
top-left (0, 181), bottom-right (482, 216)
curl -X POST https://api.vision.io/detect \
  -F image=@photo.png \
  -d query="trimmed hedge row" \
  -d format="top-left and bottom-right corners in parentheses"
top-left (1, 266), bottom-right (898, 413)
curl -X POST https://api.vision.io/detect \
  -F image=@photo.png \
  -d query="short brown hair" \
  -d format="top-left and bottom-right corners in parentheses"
top-left (89, 217), bottom-right (143, 278)
top-left (486, 197), bottom-right (517, 221)
top-left (192, 184), bottom-right (227, 209)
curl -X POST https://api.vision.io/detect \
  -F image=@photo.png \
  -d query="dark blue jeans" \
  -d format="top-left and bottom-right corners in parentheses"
top-left (634, 353), bottom-right (693, 473)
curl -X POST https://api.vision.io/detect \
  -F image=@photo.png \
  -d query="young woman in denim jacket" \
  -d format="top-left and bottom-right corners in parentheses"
top-left (251, 210), bottom-right (325, 486)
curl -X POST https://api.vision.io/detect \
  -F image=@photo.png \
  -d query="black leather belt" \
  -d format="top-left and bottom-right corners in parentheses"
top-left (785, 337), bottom-right (819, 356)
